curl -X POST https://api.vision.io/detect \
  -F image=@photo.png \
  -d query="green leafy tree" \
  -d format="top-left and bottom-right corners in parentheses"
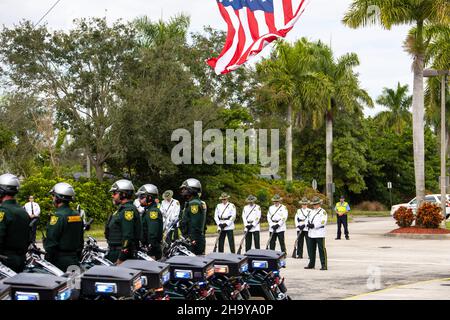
top-left (343, 0), bottom-right (450, 205)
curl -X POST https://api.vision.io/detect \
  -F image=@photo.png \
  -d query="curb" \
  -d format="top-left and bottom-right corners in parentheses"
top-left (384, 233), bottom-right (450, 240)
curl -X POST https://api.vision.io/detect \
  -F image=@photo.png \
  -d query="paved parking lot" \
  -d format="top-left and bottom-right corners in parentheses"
top-left (204, 217), bottom-right (450, 300)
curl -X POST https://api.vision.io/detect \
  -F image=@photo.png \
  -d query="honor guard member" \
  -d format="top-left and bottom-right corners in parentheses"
top-left (214, 193), bottom-right (237, 253)
top-left (242, 195), bottom-right (261, 251)
top-left (294, 197), bottom-right (311, 259)
top-left (105, 179), bottom-right (142, 265)
top-left (137, 184), bottom-right (163, 260)
top-left (180, 178), bottom-right (206, 255)
top-left (305, 196), bottom-right (328, 270)
top-left (44, 182), bottom-right (84, 272)
top-left (0, 174), bottom-right (31, 272)
top-left (335, 195), bottom-right (350, 240)
top-left (160, 190), bottom-right (180, 245)
top-left (267, 194), bottom-right (288, 254)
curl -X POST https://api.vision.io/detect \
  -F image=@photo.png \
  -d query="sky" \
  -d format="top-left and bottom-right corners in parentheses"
top-left (0, 0), bottom-right (416, 116)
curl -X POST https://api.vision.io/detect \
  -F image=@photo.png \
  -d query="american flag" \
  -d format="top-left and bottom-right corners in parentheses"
top-left (207, 0), bottom-right (308, 75)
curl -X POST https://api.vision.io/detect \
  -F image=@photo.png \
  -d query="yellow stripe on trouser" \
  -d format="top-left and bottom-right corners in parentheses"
top-left (323, 238), bottom-right (327, 269)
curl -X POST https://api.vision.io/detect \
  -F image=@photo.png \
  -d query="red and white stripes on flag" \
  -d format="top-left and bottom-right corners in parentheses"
top-left (207, 0), bottom-right (308, 75)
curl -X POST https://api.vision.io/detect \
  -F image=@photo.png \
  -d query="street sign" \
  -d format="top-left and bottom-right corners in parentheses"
top-left (387, 182), bottom-right (392, 189)
top-left (312, 179), bottom-right (318, 191)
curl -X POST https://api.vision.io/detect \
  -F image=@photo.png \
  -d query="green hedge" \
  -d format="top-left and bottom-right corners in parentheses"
top-left (17, 172), bottom-right (115, 226)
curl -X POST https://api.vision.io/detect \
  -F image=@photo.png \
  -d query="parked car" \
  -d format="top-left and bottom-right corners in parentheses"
top-left (390, 194), bottom-right (450, 218)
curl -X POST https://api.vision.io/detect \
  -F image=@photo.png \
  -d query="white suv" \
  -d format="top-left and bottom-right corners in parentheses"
top-left (390, 194), bottom-right (450, 217)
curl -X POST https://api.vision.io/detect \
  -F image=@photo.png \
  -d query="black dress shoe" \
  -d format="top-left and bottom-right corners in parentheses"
top-left (320, 267), bottom-right (328, 270)
top-left (304, 266), bottom-right (314, 269)
top-left (346, 237), bottom-right (350, 240)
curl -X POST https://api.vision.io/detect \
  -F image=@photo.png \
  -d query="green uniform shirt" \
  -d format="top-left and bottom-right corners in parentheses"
top-left (142, 202), bottom-right (163, 245)
top-left (43, 204), bottom-right (84, 258)
top-left (181, 197), bottom-right (206, 241)
top-left (0, 199), bottom-right (30, 254)
top-left (105, 201), bottom-right (142, 260)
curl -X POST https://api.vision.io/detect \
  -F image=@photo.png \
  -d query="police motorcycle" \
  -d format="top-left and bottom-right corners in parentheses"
top-left (80, 236), bottom-right (114, 269)
top-left (243, 249), bottom-right (291, 300)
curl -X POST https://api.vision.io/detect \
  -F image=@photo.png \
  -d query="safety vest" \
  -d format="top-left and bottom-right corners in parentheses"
top-left (336, 202), bottom-right (349, 214)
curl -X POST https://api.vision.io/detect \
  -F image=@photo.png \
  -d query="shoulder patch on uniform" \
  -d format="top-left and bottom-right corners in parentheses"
top-left (150, 211), bottom-right (158, 220)
top-left (191, 205), bottom-right (199, 214)
top-left (124, 211), bottom-right (134, 221)
top-left (50, 216), bottom-right (59, 225)
top-left (68, 215), bottom-right (82, 223)
top-left (0, 211), bottom-right (4, 222)
top-left (321, 220), bottom-right (326, 224)
top-left (175, 200), bottom-right (179, 204)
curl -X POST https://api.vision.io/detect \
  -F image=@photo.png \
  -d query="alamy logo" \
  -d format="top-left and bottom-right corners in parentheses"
top-left (171, 121), bottom-right (280, 176)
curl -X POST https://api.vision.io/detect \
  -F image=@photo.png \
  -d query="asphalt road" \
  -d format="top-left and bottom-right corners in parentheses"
top-left (204, 217), bottom-right (450, 300)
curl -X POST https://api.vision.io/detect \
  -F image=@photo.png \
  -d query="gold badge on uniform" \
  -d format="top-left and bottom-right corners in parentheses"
top-left (191, 205), bottom-right (199, 214)
top-left (50, 216), bottom-right (59, 225)
top-left (0, 211), bottom-right (4, 222)
top-left (125, 211), bottom-right (134, 221)
top-left (150, 211), bottom-right (158, 220)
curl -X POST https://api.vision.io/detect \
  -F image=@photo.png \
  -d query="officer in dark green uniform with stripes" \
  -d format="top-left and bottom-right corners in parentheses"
top-left (0, 173), bottom-right (31, 273)
top-left (44, 182), bottom-right (84, 272)
top-left (105, 179), bottom-right (142, 265)
top-left (137, 184), bottom-right (163, 260)
top-left (180, 178), bottom-right (206, 255)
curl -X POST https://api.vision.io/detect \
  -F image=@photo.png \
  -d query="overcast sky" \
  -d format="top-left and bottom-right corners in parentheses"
top-left (0, 0), bottom-right (415, 116)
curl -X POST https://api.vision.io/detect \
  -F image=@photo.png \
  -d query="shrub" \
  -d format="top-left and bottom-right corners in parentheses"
top-left (393, 206), bottom-right (415, 228)
top-left (355, 201), bottom-right (387, 212)
top-left (416, 202), bottom-right (444, 229)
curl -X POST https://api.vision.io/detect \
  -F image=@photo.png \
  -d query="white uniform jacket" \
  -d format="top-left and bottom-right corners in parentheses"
top-left (267, 204), bottom-right (288, 233)
top-left (307, 207), bottom-right (327, 238)
top-left (295, 208), bottom-right (311, 232)
top-left (214, 202), bottom-right (237, 231)
top-left (160, 198), bottom-right (181, 231)
top-left (242, 204), bottom-right (261, 232)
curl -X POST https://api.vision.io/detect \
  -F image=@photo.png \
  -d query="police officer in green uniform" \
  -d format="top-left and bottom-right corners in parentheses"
top-left (44, 182), bottom-right (84, 272)
top-left (179, 178), bottom-right (206, 255)
top-left (0, 173), bottom-right (31, 273)
top-left (105, 179), bottom-right (142, 265)
top-left (137, 184), bottom-right (163, 260)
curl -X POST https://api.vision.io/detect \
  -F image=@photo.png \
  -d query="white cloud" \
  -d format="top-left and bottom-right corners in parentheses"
top-left (0, 0), bottom-right (417, 117)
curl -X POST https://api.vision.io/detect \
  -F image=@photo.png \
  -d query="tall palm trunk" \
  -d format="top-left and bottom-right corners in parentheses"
top-left (286, 104), bottom-right (293, 182)
top-left (325, 108), bottom-right (333, 207)
top-left (412, 53), bottom-right (426, 205)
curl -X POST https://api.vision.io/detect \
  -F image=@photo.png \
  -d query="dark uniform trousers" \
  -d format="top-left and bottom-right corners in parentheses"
top-left (296, 230), bottom-right (309, 258)
top-left (337, 214), bottom-right (349, 239)
top-left (269, 232), bottom-right (286, 253)
top-left (245, 231), bottom-right (260, 251)
top-left (307, 237), bottom-right (327, 268)
top-left (2, 250), bottom-right (26, 273)
top-left (218, 230), bottom-right (235, 253)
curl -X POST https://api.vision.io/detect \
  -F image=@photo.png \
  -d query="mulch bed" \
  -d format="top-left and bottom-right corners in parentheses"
top-left (390, 227), bottom-right (450, 234)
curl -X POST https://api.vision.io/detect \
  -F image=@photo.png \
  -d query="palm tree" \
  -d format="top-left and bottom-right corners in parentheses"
top-left (375, 83), bottom-right (412, 135)
top-left (343, 0), bottom-right (450, 205)
top-left (311, 41), bottom-right (373, 206)
top-left (256, 39), bottom-right (328, 182)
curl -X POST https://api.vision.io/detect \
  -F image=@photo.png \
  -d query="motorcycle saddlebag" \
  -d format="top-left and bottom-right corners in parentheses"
top-left (120, 260), bottom-right (170, 289)
top-left (165, 256), bottom-right (215, 282)
top-left (80, 266), bottom-right (143, 298)
top-left (206, 253), bottom-right (249, 277)
top-left (244, 249), bottom-right (286, 272)
top-left (0, 282), bottom-right (11, 300)
top-left (3, 273), bottom-right (72, 300)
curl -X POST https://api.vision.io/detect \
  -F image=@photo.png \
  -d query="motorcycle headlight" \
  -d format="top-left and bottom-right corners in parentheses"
top-left (214, 265), bottom-right (229, 274)
top-left (133, 277), bottom-right (143, 291)
top-left (95, 282), bottom-right (117, 294)
top-left (240, 263), bottom-right (249, 273)
top-left (252, 260), bottom-right (268, 269)
top-left (161, 271), bottom-right (170, 284)
top-left (174, 269), bottom-right (193, 280)
top-left (15, 292), bottom-right (39, 301)
top-left (56, 288), bottom-right (72, 301)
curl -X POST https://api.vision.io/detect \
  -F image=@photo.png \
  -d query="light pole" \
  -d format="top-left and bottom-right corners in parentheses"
top-left (424, 68), bottom-right (449, 221)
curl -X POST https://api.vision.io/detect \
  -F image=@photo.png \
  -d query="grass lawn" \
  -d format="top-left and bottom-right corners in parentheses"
top-left (350, 210), bottom-right (391, 217)
top-left (446, 221), bottom-right (450, 230)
